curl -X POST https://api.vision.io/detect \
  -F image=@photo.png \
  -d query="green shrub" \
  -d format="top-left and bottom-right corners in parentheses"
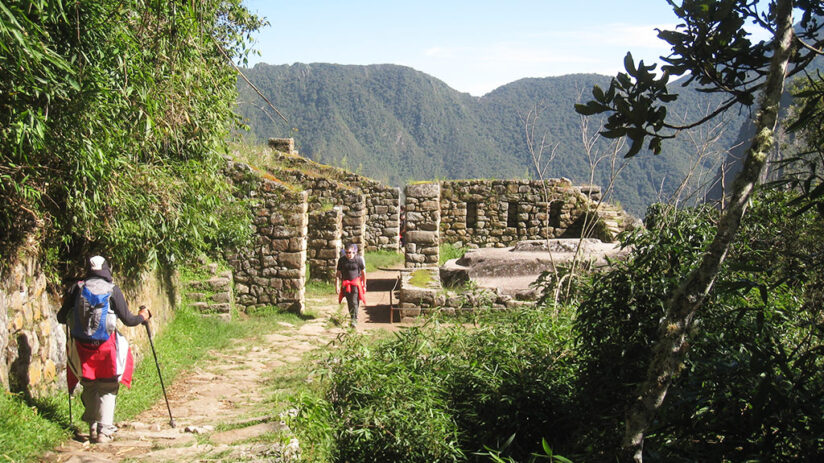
top-left (572, 192), bottom-right (824, 460)
top-left (571, 203), bottom-right (719, 458)
top-left (0, 0), bottom-right (263, 277)
top-left (651, 190), bottom-right (824, 460)
top-left (319, 307), bottom-right (577, 462)
top-left (443, 308), bottom-right (578, 460)
top-left (323, 330), bottom-right (464, 463)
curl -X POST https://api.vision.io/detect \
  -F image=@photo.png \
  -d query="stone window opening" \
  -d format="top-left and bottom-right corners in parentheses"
top-left (506, 201), bottom-right (519, 229)
top-left (550, 201), bottom-right (563, 228)
top-left (466, 201), bottom-right (478, 229)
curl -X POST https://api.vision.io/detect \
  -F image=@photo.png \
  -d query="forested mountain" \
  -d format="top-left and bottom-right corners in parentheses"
top-left (236, 63), bottom-right (753, 216)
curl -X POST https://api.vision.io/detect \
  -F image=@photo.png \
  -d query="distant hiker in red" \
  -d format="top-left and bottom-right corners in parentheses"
top-left (336, 243), bottom-right (366, 328)
top-left (57, 256), bottom-right (151, 443)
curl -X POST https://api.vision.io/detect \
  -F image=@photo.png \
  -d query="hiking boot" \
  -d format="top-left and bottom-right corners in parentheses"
top-left (92, 433), bottom-right (113, 444)
top-left (88, 424), bottom-right (97, 442)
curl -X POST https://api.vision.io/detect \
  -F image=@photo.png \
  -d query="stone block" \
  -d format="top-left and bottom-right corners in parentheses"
top-left (192, 302), bottom-right (209, 311)
top-left (406, 231), bottom-right (438, 245)
top-left (420, 200), bottom-right (440, 210)
top-left (401, 287), bottom-right (436, 305)
top-left (269, 239), bottom-right (289, 252)
top-left (406, 183), bottom-right (440, 199)
top-left (400, 307), bottom-right (422, 317)
top-left (212, 292), bottom-right (232, 304)
top-left (43, 359), bottom-right (57, 381)
top-left (206, 277), bottom-right (232, 291)
top-left (271, 226), bottom-right (295, 238)
top-left (279, 252), bottom-right (303, 269)
top-left (342, 216), bottom-right (364, 227)
top-left (309, 239), bottom-right (327, 248)
top-left (288, 237), bottom-right (304, 252)
top-left (210, 303), bottom-right (232, 313)
top-left (421, 246), bottom-right (439, 256)
top-left (317, 248), bottom-right (339, 259)
top-left (28, 361), bottom-right (42, 386)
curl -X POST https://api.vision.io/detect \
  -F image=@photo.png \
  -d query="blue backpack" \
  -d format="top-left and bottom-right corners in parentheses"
top-left (71, 283), bottom-right (113, 342)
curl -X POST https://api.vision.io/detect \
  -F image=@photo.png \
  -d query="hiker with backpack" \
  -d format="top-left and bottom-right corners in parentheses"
top-left (57, 255), bottom-right (151, 443)
top-left (336, 243), bottom-right (366, 328)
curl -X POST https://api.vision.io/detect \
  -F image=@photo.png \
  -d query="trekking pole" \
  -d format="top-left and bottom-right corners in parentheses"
top-left (141, 306), bottom-right (176, 428)
top-left (65, 324), bottom-right (73, 430)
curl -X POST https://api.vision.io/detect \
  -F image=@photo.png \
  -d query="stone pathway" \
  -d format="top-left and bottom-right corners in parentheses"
top-left (42, 270), bottom-right (405, 462)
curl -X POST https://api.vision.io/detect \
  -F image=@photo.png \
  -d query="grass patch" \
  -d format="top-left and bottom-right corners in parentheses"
top-left (439, 242), bottom-right (468, 265)
top-left (6, 296), bottom-right (307, 461)
top-left (408, 269), bottom-right (434, 287)
top-left (306, 279), bottom-right (336, 299)
top-left (0, 392), bottom-right (70, 462)
top-left (364, 250), bottom-right (403, 273)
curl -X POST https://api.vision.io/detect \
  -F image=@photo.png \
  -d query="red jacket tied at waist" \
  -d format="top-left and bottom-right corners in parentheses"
top-left (339, 278), bottom-right (366, 304)
top-left (66, 332), bottom-right (134, 393)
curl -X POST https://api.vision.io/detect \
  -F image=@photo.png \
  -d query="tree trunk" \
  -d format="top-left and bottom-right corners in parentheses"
top-left (619, 2), bottom-right (796, 461)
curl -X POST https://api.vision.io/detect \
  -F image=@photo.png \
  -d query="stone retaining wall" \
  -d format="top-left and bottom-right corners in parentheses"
top-left (2, 251), bottom-right (179, 397)
top-left (268, 139), bottom-right (400, 252)
top-left (223, 160), bottom-right (308, 314)
top-left (307, 208), bottom-right (343, 282)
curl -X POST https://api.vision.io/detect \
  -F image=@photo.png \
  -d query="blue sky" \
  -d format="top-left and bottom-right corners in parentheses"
top-left (242, 1), bottom-right (765, 96)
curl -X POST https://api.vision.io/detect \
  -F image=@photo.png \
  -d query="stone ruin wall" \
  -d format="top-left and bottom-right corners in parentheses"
top-left (439, 179), bottom-right (614, 248)
top-left (399, 179), bottom-right (630, 313)
top-left (1, 249), bottom-right (179, 397)
top-left (223, 161), bottom-right (308, 313)
top-left (267, 167), bottom-right (366, 260)
top-left (307, 208), bottom-right (343, 282)
top-left (404, 183), bottom-right (441, 268)
top-left (268, 139), bottom-right (400, 252)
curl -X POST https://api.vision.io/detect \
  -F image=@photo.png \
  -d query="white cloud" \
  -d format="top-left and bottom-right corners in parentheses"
top-left (569, 23), bottom-right (676, 49)
top-left (411, 23), bottom-right (686, 95)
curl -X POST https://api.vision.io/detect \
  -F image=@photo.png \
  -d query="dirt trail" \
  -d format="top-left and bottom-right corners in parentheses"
top-left (43, 270), bottom-right (404, 463)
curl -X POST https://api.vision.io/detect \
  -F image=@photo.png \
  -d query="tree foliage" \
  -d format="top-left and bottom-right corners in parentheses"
top-left (566, 191), bottom-right (824, 460)
top-left (0, 0), bottom-right (263, 275)
top-left (575, 2), bottom-right (822, 459)
top-left (773, 72), bottom-right (824, 216)
top-left (576, 0), bottom-right (824, 157)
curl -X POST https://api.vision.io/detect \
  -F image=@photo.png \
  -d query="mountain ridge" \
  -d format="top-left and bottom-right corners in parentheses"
top-left (236, 62), bottom-right (750, 216)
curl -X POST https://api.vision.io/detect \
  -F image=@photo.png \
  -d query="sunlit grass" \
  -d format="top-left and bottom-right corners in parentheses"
top-left (364, 250), bottom-right (403, 272)
top-left (0, 392), bottom-right (70, 462)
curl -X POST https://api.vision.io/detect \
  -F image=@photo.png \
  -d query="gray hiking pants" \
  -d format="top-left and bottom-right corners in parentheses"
top-left (344, 288), bottom-right (359, 326)
top-left (81, 378), bottom-right (120, 436)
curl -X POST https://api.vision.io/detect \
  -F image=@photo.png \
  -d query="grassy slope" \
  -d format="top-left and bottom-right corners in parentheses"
top-left (1, 291), bottom-right (308, 462)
